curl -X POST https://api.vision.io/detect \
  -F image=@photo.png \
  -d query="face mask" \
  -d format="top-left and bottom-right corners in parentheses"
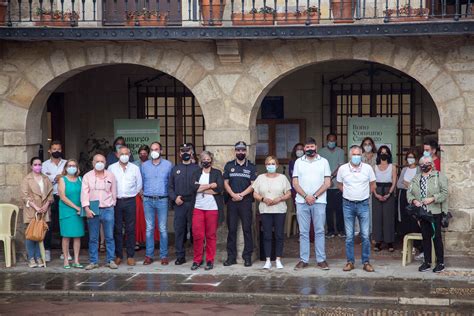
top-left (363, 145), bottom-right (372, 153)
top-left (150, 151), bottom-right (160, 160)
top-left (94, 162), bottom-right (105, 171)
top-left (351, 155), bottom-right (362, 165)
top-left (236, 153), bottom-right (246, 161)
top-left (327, 142), bottom-right (336, 149)
top-left (420, 164), bottom-right (432, 173)
top-left (51, 151), bottom-right (62, 159)
top-left (423, 151), bottom-right (431, 157)
top-left (119, 155), bottom-right (129, 164)
top-left (202, 161), bottom-right (211, 169)
top-left (266, 165), bottom-right (277, 173)
top-left (66, 166), bottom-right (77, 175)
top-left (407, 158), bottom-right (416, 165)
top-left (296, 150), bottom-right (304, 158)
top-left (305, 149), bottom-right (316, 157)
top-left (32, 165), bottom-right (42, 173)
top-left (115, 144), bottom-right (123, 152)
top-left (181, 153), bottom-right (191, 161)
top-left (380, 153), bottom-right (389, 161)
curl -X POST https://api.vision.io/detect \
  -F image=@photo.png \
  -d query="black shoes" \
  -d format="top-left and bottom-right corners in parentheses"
top-left (223, 259), bottom-right (237, 266)
top-left (175, 257), bottom-right (186, 265)
top-left (204, 261), bottom-right (214, 270)
top-left (191, 262), bottom-right (201, 270)
top-left (418, 262), bottom-right (431, 272)
top-left (433, 263), bottom-right (445, 273)
top-left (244, 259), bottom-right (252, 267)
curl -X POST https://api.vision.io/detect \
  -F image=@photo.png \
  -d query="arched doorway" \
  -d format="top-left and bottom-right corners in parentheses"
top-left (28, 64), bottom-right (205, 168)
top-left (253, 60), bottom-right (441, 259)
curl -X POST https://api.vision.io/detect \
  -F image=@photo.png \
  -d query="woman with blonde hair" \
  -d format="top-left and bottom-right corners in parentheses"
top-left (58, 159), bottom-right (85, 269)
top-left (253, 156), bottom-right (291, 269)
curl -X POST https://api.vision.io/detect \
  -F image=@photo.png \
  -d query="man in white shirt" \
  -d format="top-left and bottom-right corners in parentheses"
top-left (336, 145), bottom-right (376, 273)
top-left (42, 140), bottom-right (67, 261)
top-left (292, 137), bottom-right (331, 271)
top-left (108, 146), bottom-right (143, 266)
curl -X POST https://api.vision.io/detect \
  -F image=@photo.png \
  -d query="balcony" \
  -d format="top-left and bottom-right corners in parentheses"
top-left (0, 0), bottom-right (473, 40)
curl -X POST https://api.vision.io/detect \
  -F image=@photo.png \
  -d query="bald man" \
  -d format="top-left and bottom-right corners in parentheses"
top-left (81, 154), bottom-right (118, 270)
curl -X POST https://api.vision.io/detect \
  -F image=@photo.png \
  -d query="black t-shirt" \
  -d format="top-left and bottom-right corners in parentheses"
top-left (223, 159), bottom-right (257, 202)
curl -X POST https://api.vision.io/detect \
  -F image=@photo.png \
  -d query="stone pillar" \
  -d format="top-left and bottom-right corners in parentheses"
top-left (439, 128), bottom-right (473, 255)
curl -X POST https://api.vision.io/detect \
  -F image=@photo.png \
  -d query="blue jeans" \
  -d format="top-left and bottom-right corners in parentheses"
top-left (296, 203), bottom-right (326, 263)
top-left (143, 197), bottom-right (169, 258)
top-left (343, 198), bottom-right (371, 264)
top-left (87, 207), bottom-right (115, 264)
top-left (25, 239), bottom-right (40, 260)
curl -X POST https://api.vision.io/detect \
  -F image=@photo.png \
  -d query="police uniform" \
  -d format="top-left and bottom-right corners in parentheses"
top-left (224, 157), bottom-right (257, 262)
top-left (168, 157), bottom-right (200, 261)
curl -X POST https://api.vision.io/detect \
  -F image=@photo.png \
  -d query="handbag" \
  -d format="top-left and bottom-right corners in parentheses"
top-left (25, 213), bottom-right (49, 242)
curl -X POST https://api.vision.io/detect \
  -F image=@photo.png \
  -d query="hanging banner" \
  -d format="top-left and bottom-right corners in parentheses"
top-left (114, 119), bottom-right (160, 156)
top-left (347, 117), bottom-right (398, 155)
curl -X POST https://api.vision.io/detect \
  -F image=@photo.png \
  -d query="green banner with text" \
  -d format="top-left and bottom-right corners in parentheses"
top-left (114, 119), bottom-right (160, 156)
top-left (347, 117), bottom-right (398, 156)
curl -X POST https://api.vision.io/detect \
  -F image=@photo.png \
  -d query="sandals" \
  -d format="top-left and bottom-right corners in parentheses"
top-left (72, 263), bottom-right (84, 269)
top-left (64, 264), bottom-right (71, 269)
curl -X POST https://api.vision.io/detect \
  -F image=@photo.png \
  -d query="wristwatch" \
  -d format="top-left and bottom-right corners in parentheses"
top-left (313, 194), bottom-right (318, 200)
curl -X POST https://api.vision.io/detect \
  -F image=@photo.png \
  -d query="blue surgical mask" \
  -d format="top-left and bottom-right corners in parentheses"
top-left (327, 141), bottom-right (336, 149)
top-left (423, 151), bottom-right (431, 157)
top-left (66, 166), bottom-right (77, 175)
top-left (266, 165), bottom-right (277, 173)
top-left (351, 155), bottom-right (362, 165)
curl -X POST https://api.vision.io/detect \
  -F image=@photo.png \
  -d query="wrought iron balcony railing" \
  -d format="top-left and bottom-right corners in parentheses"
top-left (0, 0), bottom-right (472, 27)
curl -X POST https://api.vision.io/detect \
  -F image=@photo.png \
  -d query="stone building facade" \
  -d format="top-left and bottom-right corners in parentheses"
top-left (0, 37), bottom-right (473, 254)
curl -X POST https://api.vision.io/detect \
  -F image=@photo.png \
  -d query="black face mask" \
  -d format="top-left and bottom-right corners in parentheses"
top-left (51, 151), bottom-right (62, 159)
top-left (420, 164), bottom-right (432, 173)
top-left (305, 149), bottom-right (316, 157)
top-left (236, 153), bottom-right (246, 161)
top-left (202, 161), bottom-right (211, 169)
top-left (380, 153), bottom-right (389, 161)
top-left (182, 153), bottom-right (191, 161)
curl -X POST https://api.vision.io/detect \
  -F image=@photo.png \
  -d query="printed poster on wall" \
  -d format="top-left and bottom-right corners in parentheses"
top-left (347, 117), bottom-right (398, 156)
top-left (114, 119), bottom-right (160, 157)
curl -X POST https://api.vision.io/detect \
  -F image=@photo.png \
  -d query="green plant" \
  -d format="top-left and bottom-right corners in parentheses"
top-left (249, 6), bottom-right (276, 14)
top-left (126, 7), bottom-right (166, 20)
top-left (35, 8), bottom-right (79, 20)
top-left (78, 133), bottom-right (112, 175)
top-left (384, 4), bottom-right (429, 17)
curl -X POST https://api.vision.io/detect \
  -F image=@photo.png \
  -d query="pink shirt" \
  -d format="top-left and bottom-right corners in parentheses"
top-left (81, 170), bottom-right (117, 208)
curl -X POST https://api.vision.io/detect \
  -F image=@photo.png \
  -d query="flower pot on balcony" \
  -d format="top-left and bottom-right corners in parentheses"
top-left (200, 0), bottom-right (226, 26)
top-left (276, 11), bottom-right (320, 25)
top-left (331, 0), bottom-right (355, 23)
top-left (384, 7), bottom-right (429, 22)
top-left (232, 12), bottom-right (275, 25)
top-left (126, 14), bottom-right (168, 26)
top-left (0, 2), bottom-right (7, 26)
top-left (34, 9), bottom-right (79, 26)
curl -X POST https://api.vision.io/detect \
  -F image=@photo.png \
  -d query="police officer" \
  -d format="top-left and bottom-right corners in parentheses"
top-left (224, 141), bottom-right (257, 267)
top-left (168, 143), bottom-right (200, 265)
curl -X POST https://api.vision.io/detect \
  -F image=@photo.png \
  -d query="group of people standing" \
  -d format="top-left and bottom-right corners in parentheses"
top-left (20, 135), bottom-right (447, 274)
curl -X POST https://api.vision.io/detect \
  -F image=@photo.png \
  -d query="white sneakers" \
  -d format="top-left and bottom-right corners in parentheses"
top-left (276, 259), bottom-right (284, 269)
top-left (60, 253), bottom-right (73, 261)
top-left (262, 259), bottom-right (284, 270)
top-left (28, 258), bottom-right (45, 268)
top-left (415, 252), bottom-right (424, 261)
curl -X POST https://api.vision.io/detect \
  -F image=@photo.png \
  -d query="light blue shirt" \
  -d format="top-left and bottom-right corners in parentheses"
top-left (140, 159), bottom-right (173, 197)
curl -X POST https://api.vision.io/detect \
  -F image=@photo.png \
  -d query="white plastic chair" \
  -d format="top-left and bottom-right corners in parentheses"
top-left (0, 204), bottom-right (19, 268)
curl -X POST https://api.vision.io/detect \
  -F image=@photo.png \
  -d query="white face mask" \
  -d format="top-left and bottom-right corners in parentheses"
top-left (150, 151), bottom-right (160, 160)
top-left (94, 162), bottom-right (105, 171)
top-left (119, 155), bottom-right (130, 164)
top-left (296, 150), bottom-right (304, 158)
top-left (363, 145), bottom-right (372, 153)
top-left (407, 158), bottom-right (416, 165)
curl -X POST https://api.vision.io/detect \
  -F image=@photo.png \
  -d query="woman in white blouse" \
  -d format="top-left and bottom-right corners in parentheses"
top-left (253, 156), bottom-right (291, 270)
top-left (397, 150), bottom-right (420, 238)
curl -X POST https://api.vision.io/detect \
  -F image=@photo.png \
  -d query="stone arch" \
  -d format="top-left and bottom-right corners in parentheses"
top-left (0, 42), bottom-right (214, 146)
top-left (246, 39), bottom-right (465, 131)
